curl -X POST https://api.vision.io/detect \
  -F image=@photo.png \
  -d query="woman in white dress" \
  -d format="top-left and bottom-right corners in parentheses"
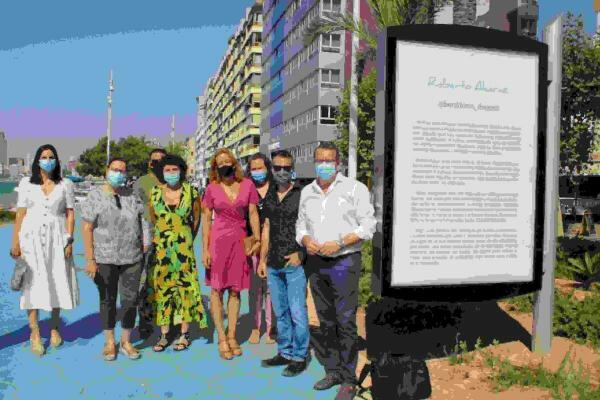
top-left (10, 144), bottom-right (79, 356)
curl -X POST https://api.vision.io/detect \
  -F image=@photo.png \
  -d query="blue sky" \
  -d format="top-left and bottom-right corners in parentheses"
top-left (0, 0), bottom-right (597, 159)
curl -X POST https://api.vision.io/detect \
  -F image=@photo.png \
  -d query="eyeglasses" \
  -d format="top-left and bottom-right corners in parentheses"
top-left (273, 165), bottom-right (292, 172)
top-left (114, 194), bottom-right (121, 209)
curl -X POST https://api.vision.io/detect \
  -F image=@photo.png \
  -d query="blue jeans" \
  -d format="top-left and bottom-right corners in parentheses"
top-left (267, 265), bottom-right (309, 362)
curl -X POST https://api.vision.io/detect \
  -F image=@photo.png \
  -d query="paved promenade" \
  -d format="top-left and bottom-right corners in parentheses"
top-left (0, 220), bottom-right (340, 399)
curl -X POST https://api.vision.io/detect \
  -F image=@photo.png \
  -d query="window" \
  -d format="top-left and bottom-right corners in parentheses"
top-left (321, 33), bottom-right (341, 52)
top-left (321, 69), bottom-right (340, 88)
top-left (320, 106), bottom-right (337, 124)
top-left (322, 0), bottom-right (341, 13)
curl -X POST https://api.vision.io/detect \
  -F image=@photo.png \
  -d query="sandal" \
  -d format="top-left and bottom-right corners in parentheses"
top-left (218, 340), bottom-right (233, 360)
top-left (50, 329), bottom-right (63, 348)
top-left (227, 337), bottom-right (242, 357)
top-left (102, 342), bottom-right (117, 361)
top-left (249, 329), bottom-right (261, 344)
top-left (173, 332), bottom-right (191, 351)
top-left (30, 330), bottom-right (45, 356)
top-left (120, 342), bottom-right (141, 360)
top-left (153, 334), bottom-right (169, 353)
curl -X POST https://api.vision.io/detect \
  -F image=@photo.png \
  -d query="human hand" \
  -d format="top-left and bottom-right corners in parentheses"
top-left (302, 236), bottom-right (321, 255)
top-left (284, 252), bottom-right (302, 267)
top-left (10, 243), bottom-right (21, 259)
top-left (64, 244), bottom-right (73, 258)
top-left (143, 245), bottom-right (149, 254)
top-left (202, 252), bottom-right (211, 269)
top-left (85, 260), bottom-right (98, 280)
top-left (257, 261), bottom-right (267, 279)
top-left (319, 241), bottom-right (341, 257)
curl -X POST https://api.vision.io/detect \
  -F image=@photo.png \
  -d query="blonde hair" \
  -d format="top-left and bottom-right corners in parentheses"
top-left (208, 148), bottom-right (244, 183)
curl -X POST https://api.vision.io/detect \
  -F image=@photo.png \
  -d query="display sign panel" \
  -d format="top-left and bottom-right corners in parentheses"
top-left (392, 42), bottom-right (539, 286)
top-left (372, 25), bottom-right (548, 301)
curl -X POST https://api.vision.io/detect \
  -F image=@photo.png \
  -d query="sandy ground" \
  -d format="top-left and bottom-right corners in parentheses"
top-left (354, 281), bottom-right (600, 400)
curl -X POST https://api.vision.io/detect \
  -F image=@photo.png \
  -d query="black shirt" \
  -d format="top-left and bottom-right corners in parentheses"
top-left (264, 183), bottom-right (305, 268)
top-left (246, 181), bottom-right (276, 236)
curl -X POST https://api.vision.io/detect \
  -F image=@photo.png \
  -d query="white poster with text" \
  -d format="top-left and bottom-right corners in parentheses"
top-left (391, 41), bottom-right (539, 286)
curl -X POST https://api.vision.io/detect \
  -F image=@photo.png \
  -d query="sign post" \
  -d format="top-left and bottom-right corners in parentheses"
top-left (532, 14), bottom-right (563, 354)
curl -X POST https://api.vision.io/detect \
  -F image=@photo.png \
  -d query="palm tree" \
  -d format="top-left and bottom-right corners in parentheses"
top-left (304, 0), bottom-right (453, 78)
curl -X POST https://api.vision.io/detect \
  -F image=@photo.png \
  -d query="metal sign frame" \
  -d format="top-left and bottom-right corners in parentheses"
top-left (372, 25), bottom-right (548, 301)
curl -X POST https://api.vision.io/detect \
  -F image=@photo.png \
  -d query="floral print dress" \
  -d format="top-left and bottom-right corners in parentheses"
top-left (147, 182), bottom-right (207, 328)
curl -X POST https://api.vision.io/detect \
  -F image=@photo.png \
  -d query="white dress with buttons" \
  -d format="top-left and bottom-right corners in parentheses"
top-left (16, 177), bottom-right (79, 311)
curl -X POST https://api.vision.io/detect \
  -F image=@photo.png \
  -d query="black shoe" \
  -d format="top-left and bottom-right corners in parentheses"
top-left (261, 354), bottom-right (292, 368)
top-left (334, 383), bottom-right (357, 400)
top-left (282, 360), bottom-right (308, 377)
top-left (313, 373), bottom-right (343, 391)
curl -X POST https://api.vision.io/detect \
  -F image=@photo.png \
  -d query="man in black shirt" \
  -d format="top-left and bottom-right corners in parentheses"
top-left (258, 150), bottom-right (309, 377)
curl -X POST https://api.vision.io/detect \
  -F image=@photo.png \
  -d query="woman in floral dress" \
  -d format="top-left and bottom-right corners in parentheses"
top-left (147, 155), bottom-right (207, 352)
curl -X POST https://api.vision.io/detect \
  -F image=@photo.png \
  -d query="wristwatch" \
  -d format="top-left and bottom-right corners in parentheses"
top-left (66, 235), bottom-right (74, 246)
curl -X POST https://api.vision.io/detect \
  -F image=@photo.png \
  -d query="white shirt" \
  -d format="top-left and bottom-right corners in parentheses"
top-left (295, 173), bottom-right (376, 257)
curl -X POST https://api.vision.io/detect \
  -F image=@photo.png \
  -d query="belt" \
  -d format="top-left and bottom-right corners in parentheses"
top-left (313, 251), bottom-right (360, 262)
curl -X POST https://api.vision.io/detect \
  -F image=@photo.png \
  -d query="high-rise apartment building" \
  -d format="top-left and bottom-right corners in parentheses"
top-left (0, 131), bottom-right (7, 172)
top-left (203, 1), bottom-right (264, 172)
top-left (436, 0), bottom-right (539, 39)
top-left (260, 0), bottom-right (349, 178)
top-left (194, 95), bottom-right (208, 185)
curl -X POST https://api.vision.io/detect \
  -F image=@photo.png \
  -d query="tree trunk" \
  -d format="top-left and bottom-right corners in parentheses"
top-left (453, 0), bottom-right (476, 26)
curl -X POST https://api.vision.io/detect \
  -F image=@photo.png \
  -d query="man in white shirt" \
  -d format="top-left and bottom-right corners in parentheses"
top-left (296, 142), bottom-right (376, 400)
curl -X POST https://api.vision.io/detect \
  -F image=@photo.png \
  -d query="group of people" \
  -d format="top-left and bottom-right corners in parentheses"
top-left (10, 141), bottom-right (376, 400)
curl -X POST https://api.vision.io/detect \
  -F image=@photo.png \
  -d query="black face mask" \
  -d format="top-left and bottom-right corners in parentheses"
top-left (217, 165), bottom-right (235, 178)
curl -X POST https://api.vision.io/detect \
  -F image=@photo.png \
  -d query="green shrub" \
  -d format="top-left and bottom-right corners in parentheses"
top-left (484, 350), bottom-right (600, 400)
top-left (565, 251), bottom-right (600, 282)
top-left (0, 210), bottom-right (15, 223)
top-left (359, 240), bottom-right (377, 306)
top-left (553, 288), bottom-right (600, 350)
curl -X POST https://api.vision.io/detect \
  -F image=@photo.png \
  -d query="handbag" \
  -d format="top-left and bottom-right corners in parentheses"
top-left (357, 352), bottom-right (432, 400)
top-left (10, 257), bottom-right (30, 292)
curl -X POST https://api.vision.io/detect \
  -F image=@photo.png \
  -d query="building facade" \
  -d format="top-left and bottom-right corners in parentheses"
top-left (203, 1), bottom-right (263, 173)
top-left (194, 95), bottom-right (208, 185)
top-left (436, 0), bottom-right (539, 39)
top-left (260, 0), bottom-right (348, 178)
top-left (186, 136), bottom-right (196, 180)
top-left (0, 131), bottom-right (7, 174)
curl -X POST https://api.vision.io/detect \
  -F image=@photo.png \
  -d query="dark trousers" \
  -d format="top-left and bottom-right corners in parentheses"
top-left (94, 262), bottom-right (143, 330)
top-left (137, 249), bottom-right (155, 335)
top-left (306, 252), bottom-right (361, 384)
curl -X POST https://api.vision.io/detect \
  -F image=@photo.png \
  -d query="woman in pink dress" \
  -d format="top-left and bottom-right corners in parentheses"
top-left (201, 148), bottom-right (261, 360)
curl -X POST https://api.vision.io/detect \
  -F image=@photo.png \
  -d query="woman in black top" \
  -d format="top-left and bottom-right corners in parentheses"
top-left (245, 153), bottom-right (277, 344)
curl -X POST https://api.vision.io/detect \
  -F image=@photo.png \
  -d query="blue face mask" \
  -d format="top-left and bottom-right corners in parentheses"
top-left (39, 159), bottom-right (56, 172)
top-left (107, 171), bottom-right (126, 187)
top-left (315, 162), bottom-right (337, 181)
top-left (164, 172), bottom-right (180, 186)
top-left (251, 170), bottom-right (268, 184)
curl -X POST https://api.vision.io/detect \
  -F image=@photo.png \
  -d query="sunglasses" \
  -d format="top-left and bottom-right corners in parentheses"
top-left (273, 165), bottom-right (292, 172)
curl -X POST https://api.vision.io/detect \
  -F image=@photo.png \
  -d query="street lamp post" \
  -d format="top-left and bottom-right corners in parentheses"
top-left (106, 70), bottom-right (114, 166)
top-left (348, 0), bottom-right (360, 180)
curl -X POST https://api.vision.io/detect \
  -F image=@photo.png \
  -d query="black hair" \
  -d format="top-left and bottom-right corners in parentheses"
top-left (107, 157), bottom-right (127, 169)
top-left (313, 141), bottom-right (339, 161)
top-left (30, 144), bottom-right (62, 185)
top-left (272, 149), bottom-right (294, 165)
top-left (156, 154), bottom-right (188, 184)
top-left (149, 148), bottom-right (167, 158)
top-left (246, 152), bottom-right (273, 182)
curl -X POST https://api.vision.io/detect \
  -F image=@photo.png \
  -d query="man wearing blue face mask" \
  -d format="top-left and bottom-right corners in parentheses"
top-left (296, 142), bottom-right (376, 400)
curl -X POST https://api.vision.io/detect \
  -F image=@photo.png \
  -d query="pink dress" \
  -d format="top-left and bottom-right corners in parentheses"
top-left (203, 178), bottom-right (259, 291)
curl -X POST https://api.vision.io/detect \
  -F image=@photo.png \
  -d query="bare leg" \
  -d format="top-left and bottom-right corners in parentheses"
top-left (153, 325), bottom-right (170, 352)
top-left (226, 290), bottom-right (242, 356)
top-left (120, 328), bottom-right (140, 359)
top-left (49, 308), bottom-right (63, 347)
top-left (28, 309), bottom-right (45, 355)
top-left (211, 288), bottom-right (232, 359)
top-left (210, 288), bottom-right (227, 341)
top-left (102, 329), bottom-right (117, 361)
